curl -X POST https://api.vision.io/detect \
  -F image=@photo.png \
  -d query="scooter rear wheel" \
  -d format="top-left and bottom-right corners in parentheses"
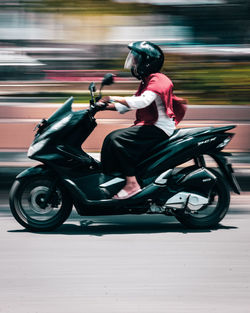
top-left (175, 169), bottom-right (230, 229)
top-left (9, 176), bottom-right (73, 232)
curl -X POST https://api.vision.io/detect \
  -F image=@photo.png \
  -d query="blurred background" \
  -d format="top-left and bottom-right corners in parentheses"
top-left (0, 0), bottom-right (250, 156)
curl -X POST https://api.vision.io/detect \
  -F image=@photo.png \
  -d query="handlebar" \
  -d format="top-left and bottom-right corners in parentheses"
top-left (89, 100), bottom-right (109, 115)
top-left (88, 73), bottom-right (115, 115)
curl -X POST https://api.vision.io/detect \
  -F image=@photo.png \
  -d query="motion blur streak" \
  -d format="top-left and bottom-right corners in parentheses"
top-left (0, 0), bottom-right (250, 152)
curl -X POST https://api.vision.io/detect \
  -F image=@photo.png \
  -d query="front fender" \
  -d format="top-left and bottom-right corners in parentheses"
top-left (16, 164), bottom-right (53, 180)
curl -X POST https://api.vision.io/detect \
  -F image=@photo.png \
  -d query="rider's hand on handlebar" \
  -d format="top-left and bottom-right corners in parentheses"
top-left (95, 101), bottom-right (108, 111)
top-left (95, 96), bottom-right (112, 111)
top-left (95, 96), bottom-right (114, 111)
top-left (99, 96), bottom-right (111, 103)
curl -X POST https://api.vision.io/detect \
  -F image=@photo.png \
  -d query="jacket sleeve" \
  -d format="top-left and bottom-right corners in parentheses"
top-left (124, 91), bottom-right (158, 110)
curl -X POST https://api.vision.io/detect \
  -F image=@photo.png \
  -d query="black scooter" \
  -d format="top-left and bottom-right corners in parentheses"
top-left (9, 74), bottom-right (241, 232)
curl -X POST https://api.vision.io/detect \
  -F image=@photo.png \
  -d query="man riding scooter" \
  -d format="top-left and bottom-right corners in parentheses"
top-left (99, 41), bottom-right (187, 199)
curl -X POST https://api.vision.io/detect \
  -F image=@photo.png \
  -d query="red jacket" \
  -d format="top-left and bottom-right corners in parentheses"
top-left (134, 73), bottom-right (186, 126)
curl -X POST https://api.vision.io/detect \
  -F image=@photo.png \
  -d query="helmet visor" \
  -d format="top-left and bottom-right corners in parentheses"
top-left (124, 50), bottom-right (141, 70)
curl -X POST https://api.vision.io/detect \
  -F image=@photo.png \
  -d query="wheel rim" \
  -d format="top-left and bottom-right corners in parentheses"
top-left (29, 186), bottom-right (54, 214)
top-left (185, 187), bottom-right (220, 219)
top-left (17, 179), bottom-right (63, 223)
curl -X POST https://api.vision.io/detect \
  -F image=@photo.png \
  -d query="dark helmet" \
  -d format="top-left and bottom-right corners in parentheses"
top-left (124, 41), bottom-right (164, 79)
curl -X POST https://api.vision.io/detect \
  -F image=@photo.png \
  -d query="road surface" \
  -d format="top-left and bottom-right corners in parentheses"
top-left (0, 189), bottom-right (250, 313)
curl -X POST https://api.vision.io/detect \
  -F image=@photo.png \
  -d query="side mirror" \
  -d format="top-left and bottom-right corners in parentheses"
top-left (101, 73), bottom-right (114, 87)
top-left (88, 82), bottom-right (96, 92)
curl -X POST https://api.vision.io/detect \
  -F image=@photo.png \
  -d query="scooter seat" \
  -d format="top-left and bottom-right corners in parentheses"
top-left (169, 126), bottom-right (212, 142)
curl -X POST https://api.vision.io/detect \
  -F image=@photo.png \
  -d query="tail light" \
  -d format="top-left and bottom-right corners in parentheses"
top-left (216, 134), bottom-right (234, 149)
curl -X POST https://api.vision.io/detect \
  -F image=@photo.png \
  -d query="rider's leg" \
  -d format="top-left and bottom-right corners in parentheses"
top-left (113, 175), bottom-right (141, 199)
top-left (123, 176), bottom-right (141, 193)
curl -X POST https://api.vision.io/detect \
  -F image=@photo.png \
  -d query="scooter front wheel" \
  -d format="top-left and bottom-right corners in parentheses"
top-left (9, 176), bottom-right (73, 232)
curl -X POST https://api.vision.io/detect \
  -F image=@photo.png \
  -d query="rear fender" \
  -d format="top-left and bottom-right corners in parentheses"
top-left (207, 152), bottom-right (241, 194)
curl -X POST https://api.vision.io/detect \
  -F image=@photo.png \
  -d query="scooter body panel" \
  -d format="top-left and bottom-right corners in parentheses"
top-left (137, 130), bottom-right (233, 178)
top-left (9, 74), bottom-right (241, 232)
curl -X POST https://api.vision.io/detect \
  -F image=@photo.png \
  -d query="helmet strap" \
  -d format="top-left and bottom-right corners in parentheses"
top-left (131, 67), bottom-right (141, 80)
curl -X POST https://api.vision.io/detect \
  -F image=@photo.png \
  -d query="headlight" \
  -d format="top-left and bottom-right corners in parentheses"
top-left (50, 115), bottom-right (72, 132)
top-left (27, 139), bottom-right (49, 157)
top-left (37, 114), bottom-right (72, 140)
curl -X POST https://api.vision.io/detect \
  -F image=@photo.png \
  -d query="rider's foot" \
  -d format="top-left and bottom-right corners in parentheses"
top-left (113, 187), bottom-right (142, 200)
top-left (113, 178), bottom-right (141, 200)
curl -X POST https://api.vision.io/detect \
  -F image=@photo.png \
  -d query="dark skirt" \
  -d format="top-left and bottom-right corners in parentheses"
top-left (101, 125), bottom-right (169, 176)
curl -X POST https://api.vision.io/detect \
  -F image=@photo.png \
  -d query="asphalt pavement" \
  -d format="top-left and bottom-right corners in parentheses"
top-left (0, 195), bottom-right (250, 313)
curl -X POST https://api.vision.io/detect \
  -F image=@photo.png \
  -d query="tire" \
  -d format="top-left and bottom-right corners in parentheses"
top-left (9, 176), bottom-right (73, 232)
top-left (175, 169), bottom-right (230, 229)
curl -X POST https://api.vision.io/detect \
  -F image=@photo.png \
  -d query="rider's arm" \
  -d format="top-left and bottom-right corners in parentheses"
top-left (104, 91), bottom-right (158, 114)
top-left (124, 91), bottom-right (158, 110)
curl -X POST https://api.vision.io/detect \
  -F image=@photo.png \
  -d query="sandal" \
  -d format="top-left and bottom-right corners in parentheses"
top-left (113, 188), bottom-right (142, 200)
